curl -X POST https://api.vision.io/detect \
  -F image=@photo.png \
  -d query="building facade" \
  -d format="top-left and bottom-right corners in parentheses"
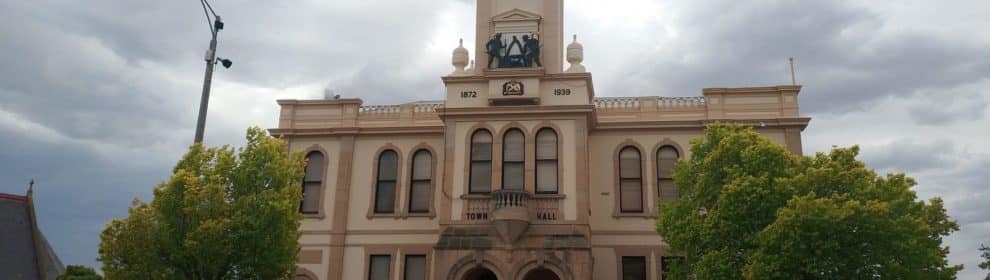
top-left (273, 1), bottom-right (809, 279)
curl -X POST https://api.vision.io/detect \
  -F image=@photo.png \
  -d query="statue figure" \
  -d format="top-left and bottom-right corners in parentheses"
top-left (502, 35), bottom-right (525, 68)
top-left (485, 33), bottom-right (505, 69)
top-left (523, 34), bottom-right (541, 67)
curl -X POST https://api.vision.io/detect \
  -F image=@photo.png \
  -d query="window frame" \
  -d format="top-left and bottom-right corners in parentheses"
top-left (620, 256), bottom-right (647, 280)
top-left (300, 147), bottom-right (328, 218)
top-left (468, 129), bottom-right (494, 194)
top-left (407, 148), bottom-right (434, 215)
top-left (613, 141), bottom-right (650, 217)
top-left (501, 128), bottom-right (526, 190)
top-left (656, 145), bottom-right (680, 203)
top-left (534, 128), bottom-right (559, 194)
top-left (618, 146), bottom-right (644, 213)
top-left (367, 254), bottom-right (392, 280)
top-left (402, 254), bottom-right (428, 280)
top-left (369, 147), bottom-right (402, 217)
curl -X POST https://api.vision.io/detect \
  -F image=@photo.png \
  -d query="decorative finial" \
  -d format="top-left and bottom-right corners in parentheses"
top-left (28, 179), bottom-right (34, 195)
top-left (451, 38), bottom-right (470, 76)
top-left (565, 34), bottom-right (586, 73)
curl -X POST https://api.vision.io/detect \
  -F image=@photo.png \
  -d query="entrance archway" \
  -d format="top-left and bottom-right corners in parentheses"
top-left (522, 268), bottom-right (560, 280)
top-left (463, 267), bottom-right (498, 280)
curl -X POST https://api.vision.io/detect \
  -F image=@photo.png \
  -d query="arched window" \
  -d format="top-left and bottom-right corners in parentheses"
top-left (619, 147), bottom-right (643, 212)
top-left (535, 128), bottom-right (558, 194)
top-left (657, 146), bottom-right (680, 203)
top-left (374, 150), bottom-right (398, 213)
top-left (502, 129), bottom-right (525, 190)
top-left (301, 151), bottom-right (324, 214)
top-left (408, 150), bottom-right (432, 213)
top-left (469, 130), bottom-right (493, 193)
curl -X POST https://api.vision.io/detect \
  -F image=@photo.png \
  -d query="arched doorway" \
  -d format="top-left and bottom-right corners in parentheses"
top-left (463, 267), bottom-right (498, 280)
top-left (522, 268), bottom-right (560, 280)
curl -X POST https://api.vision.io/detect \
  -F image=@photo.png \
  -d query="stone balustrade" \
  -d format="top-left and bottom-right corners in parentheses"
top-left (459, 190), bottom-right (563, 225)
top-left (492, 189), bottom-right (529, 210)
top-left (358, 105), bottom-right (401, 114)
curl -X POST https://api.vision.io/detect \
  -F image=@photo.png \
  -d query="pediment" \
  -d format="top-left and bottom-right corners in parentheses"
top-left (492, 8), bottom-right (542, 22)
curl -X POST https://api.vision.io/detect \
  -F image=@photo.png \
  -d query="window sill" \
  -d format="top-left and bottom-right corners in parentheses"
top-left (302, 212), bottom-right (325, 220)
top-left (367, 212), bottom-right (401, 219)
top-left (533, 193), bottom-right (565, 199)
top-left (403, 212), bottom-right (436, 219)
top-left (612, 212), bottom-right (655, 219)
top-left (461, 193), bottom-right (492, 199)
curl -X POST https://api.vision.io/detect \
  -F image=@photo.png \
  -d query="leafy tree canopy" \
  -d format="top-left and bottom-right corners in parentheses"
top-left (980, 244), bottom-right (990, 280)
top-left (656, 124), bottom-right (961, 280)
top-left (58, 265), bottom-right (102, 280)
top-left (98, 127), bottom-right (306, 279)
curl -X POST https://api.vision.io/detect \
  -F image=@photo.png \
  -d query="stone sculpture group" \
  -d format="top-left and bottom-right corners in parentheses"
top-left (486, 33), bottom-right (541, 69)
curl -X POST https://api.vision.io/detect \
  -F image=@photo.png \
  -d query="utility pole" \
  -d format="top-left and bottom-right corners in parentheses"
top-left (193, 0), bottom-right (230, 144)
top-left (194, 29), bottom-right (218, 143)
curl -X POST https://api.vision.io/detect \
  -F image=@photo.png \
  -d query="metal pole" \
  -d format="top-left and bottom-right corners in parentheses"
top-left (194, 32), bottom-right (217, 143)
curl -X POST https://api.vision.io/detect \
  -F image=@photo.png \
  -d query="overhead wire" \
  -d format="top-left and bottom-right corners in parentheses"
top-left (199, 0), bottom-right (214, 33)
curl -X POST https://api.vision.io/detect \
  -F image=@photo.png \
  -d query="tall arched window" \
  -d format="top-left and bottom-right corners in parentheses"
top-left (469, 130), bottom-right (493, 193)
top-left (502, 129), bottom-right (525, 190)
top-left (619, 147), bottom-right (643, 212)
top-left (657, 146), bottom-right (679, 203)
top-left (301, 151), bottom-right (325, 214)
top-left (374, 150), bottom-right (398, 213)
top-left (408, 150), bottom-right (432, 213)
top-left (535, 128), bottom-right (558, 194)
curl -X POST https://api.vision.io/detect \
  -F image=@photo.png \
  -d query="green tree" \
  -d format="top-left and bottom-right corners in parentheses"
top-left (98, 127), bottom-right (306, 279)
top-left (980, 243), bottom-right (990, 280)
top-left (656, 124), bottom-right (961, 280)
top-left (58, 265), bottom-right (102, 280)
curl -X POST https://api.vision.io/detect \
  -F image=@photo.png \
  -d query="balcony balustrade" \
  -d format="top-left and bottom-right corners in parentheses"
top-left (460, 190), bottom-right (563, 225)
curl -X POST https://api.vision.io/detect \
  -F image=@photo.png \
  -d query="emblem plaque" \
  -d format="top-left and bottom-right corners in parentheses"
top-left (502, 80), bottom-right (524, 96)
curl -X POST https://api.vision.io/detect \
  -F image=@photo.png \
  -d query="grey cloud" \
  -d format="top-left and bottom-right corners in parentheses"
top-left (0, 121), bottom-right (173, 269)
top-left (908, 89), bottom-right (987, 125)
top-left (579, 0), bottom-right (990, 114)
top-left (333, 63), bottom-right (446, 105)
top-left (858, 138), bottom-right (956, 173)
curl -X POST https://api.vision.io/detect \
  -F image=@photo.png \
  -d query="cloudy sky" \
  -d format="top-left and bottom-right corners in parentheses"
top-left (1, 0), bottom-right (988, 277)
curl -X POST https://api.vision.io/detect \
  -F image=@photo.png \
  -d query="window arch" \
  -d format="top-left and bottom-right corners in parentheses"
top-left (502, 129), bottom-right (525, 190)
top-left (618, 146), bottom-right (643, 213)
top-left (469, 129), bottom-right (493, 193)
top-left (301, 151), bottom-right (324, 214)
top-left (535, 128), bottom-right (558, 194)
top-left (657, 146), bottom-right (680, 203)
top-left (374, 150), bottom-right (399, 213)
top-left (408, 149), bottom-right (433, 213)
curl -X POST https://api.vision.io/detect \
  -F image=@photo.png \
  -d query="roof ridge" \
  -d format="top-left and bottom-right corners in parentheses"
top-left (0, 192), bottom-right (28, 202)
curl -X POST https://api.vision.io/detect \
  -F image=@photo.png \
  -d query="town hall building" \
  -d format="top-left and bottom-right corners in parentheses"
top-left (271, 1), bottom-right (810, 279)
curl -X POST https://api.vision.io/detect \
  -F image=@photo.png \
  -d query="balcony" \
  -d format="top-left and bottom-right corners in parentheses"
top-left (461, 190), bottom-right (563, 224)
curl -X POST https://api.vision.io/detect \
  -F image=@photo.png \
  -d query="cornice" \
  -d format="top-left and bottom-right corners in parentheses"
top-left (269, 126), bottom-right (443, 137)
top-left (593, 117), bottom-right (811, 131)
top-left (438, 105), bottom-right (595, 120)
top-left (277, 98), bottom-right (363, 105)
top-left (702, 85), bottom-right (802, 95)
